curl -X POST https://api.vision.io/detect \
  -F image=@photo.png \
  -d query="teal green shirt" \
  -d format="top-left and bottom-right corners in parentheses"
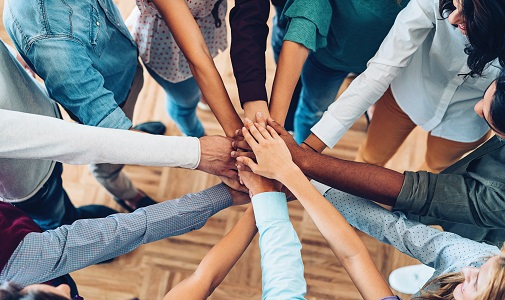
top-left (282, 0), bottom-right (408, 72)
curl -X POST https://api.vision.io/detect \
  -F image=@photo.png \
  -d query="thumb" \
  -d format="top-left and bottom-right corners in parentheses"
top-left (267, 117), bottom-right (287, 135)
top-left (237, 156), bottom-right (258, 173)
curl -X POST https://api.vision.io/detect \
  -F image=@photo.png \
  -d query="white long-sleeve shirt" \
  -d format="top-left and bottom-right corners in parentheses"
top-left (311, 0), bottom-right (501, 147)
top-left (0, 40), bottom-right (199, 202)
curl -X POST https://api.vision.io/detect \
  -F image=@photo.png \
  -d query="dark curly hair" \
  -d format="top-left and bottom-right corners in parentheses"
top-left (490, 68), bottom-right (505, 135)
top-left (439, 0), bottom-right (505, 77)
top-left (0, 282), bottom-right (69, 300)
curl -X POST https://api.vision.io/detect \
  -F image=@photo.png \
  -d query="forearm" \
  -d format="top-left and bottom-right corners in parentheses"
top-left (193, 206), bottom-right (257, 292)
top-left (284, 173), bottom-right (392, 299)
top-left (292, 145), bottom-right (403, 206)
top-left (2, 184), bottom-right (232, 285)
top-left (269, 41), bottom-right (309, 125)
top-left (188, 59), bottom-right (243, 136)
top-left (0, 109), bottom-right (200, 169)
top-left (152, 0), bottom-right (242, 136)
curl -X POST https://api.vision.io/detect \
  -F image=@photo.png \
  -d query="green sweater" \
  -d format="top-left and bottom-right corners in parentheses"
top-left (282, 0), bottom-right (408, 73)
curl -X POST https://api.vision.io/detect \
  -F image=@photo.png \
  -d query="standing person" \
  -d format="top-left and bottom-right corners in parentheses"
top-left (236, 118), bottom-right (505, 300)
top-left (3, 0), bottom-right (166, 211)
top-left (302, 0), bottom-right (505, 173)
top-left (269, 0), bottom-right (408, 143)
top-left (129, 0), bottom-right (227, 138)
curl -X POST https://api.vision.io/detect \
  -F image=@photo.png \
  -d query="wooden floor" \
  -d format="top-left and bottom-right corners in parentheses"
top-left (1, 0), bottom-right (430, 299)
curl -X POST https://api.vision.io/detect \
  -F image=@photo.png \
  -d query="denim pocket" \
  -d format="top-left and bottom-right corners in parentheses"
top-left (89, 5), bottom-right (107, 57)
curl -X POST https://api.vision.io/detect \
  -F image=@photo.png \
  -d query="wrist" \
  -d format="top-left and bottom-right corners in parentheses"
top-left (277, 163), bottom-right (304, 187)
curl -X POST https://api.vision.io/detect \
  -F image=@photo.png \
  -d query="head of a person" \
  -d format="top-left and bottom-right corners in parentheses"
top-left (414, 247), bottom-right (505, 299)
top-left (0, 282), bottom-right (70, 300)
top-left (474, 68), bottom-right (505, 139)
top-left (439, 0), bottom-right (505, 77)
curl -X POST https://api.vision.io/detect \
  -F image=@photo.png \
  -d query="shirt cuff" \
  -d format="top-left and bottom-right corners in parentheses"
top-left (237, 81), bottom-right (268, 106)
top-left (310, 111), bottom-right (347, 148)
top-left (252, 192), bottom-right (289, 225)
top-left (310, 180), bottom-right (331, 195)
top-left (283, 18), bottom-right (326, 52)
top-left (96, 106), bottom-right (132, 130)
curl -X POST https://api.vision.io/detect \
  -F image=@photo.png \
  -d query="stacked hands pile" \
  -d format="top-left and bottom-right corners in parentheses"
top-left (2, 0), bottom-right (505, 298)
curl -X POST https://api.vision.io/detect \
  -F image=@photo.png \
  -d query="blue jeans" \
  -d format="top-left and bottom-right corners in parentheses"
top-left (147, 67), bottom-right (205, 138)
top-left (13, 163), bottom-right (117, 231)
top-left (294, 54), bottom-right (348, 143)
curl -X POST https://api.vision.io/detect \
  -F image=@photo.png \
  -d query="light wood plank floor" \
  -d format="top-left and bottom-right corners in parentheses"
top-left (1, 0), bottom-right (431, 298)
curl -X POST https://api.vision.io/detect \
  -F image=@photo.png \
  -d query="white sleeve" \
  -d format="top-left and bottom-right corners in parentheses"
top-left (0, 109), bottom-right (200, 169)
top-left (311, 0), bottom-right (436, 147)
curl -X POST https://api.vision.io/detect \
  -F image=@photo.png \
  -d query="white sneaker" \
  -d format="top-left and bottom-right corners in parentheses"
top-left (388, 264), bottom-right (435, 294)
top-left (197, 101), bottom-right (211, 111)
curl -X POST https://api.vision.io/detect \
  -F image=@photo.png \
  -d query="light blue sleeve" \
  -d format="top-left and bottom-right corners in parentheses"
top-left (252, 192), bottom-right (306, 300)
top-left (322, 188), bottom-right (501, 279)
top-left (1, 184), bottom-right (232, 286)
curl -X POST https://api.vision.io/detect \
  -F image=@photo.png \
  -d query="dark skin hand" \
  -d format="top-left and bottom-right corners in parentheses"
top-left (232, 116), bottom-right (404, 207)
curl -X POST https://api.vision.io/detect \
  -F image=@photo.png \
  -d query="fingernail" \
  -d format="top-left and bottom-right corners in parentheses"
top-left (232, 141), bottom-right (235, 147)
top-left (231, 151), bottom-right (236, 156)
top-left (257, 112), bottom-right (263, 117)
top-left (235, 129), bottom-right (240, 135)
top-left (244, 118), bottom-right (252, 123)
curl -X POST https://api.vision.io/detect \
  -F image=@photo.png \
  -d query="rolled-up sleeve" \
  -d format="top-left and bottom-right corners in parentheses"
top-left (281, 0), bottom-right (332, 51)
top-left (396, 171), bottom-right (505, 229)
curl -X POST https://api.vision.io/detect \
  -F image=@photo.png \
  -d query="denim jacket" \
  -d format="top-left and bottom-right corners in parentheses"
top-left (3, 0), bottom-right (138, 129)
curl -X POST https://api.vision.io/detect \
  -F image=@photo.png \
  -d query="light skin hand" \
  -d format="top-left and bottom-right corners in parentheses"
top-left (236, 118), bottom-right (300, 182)
top-left (197, 136), bottom-right (239, 180)
top-left (238, 169), bottom-right (277, 198)
top-left (243, 101), bottom-right (270, 128)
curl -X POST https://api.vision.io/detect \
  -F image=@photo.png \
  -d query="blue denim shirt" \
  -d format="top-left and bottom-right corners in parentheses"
top-left (3, 0), bottom-right (138, 129)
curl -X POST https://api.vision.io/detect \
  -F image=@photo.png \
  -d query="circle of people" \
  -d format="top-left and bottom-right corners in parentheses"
top-left (1, 0), bottom-right (505, 299)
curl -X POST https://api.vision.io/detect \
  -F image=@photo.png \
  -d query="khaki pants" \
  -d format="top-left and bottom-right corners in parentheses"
top-left (88, 62), bottom-right (144, 199)
top-left (355, 88), bottom-right (491, 173)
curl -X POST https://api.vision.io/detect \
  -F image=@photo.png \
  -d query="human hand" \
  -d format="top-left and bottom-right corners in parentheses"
top-left (221, 177), bottom-right (251, 206)
top-left (238, 170), bottom-right (279, 198)
top-left (265, 117), bottom-right (310, 167)
top-left (219, 176), bottom-right (248, 193)
top-left (197, 136), bottom-right (239, 180)
top-left (236, 118), bottom-right (300, 182)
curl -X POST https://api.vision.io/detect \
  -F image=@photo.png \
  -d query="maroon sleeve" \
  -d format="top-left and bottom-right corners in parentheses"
top-left (230, 0), bottom-right (270, 105)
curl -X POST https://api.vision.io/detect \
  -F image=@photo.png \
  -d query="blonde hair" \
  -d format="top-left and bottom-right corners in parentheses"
top-left (413, 248), bottom-right (505, 300)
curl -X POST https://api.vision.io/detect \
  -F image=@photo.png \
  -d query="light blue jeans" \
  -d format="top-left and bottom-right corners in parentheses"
top-left (294, 54), bottom-right (349, 143)
top-left (147, 67), bottom-right (205, 137)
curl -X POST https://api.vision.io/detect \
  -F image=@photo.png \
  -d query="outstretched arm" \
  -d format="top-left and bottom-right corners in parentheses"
top-left (239, 171), bottom-right (306, 299)
top-left (151, 0), bottom-right (242, 136)
top-left (232, 115), bottom-right (403, 206)
top-left (163, 206), bottom-right (257, 300)
top-left (3, 184), bottom-right (236, 286)
top-left (236, 119), bottom-right (393, 300)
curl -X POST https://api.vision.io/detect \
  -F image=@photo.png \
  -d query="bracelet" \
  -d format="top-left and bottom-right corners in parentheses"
top-left (301, 141), bottom-right (318, 152)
